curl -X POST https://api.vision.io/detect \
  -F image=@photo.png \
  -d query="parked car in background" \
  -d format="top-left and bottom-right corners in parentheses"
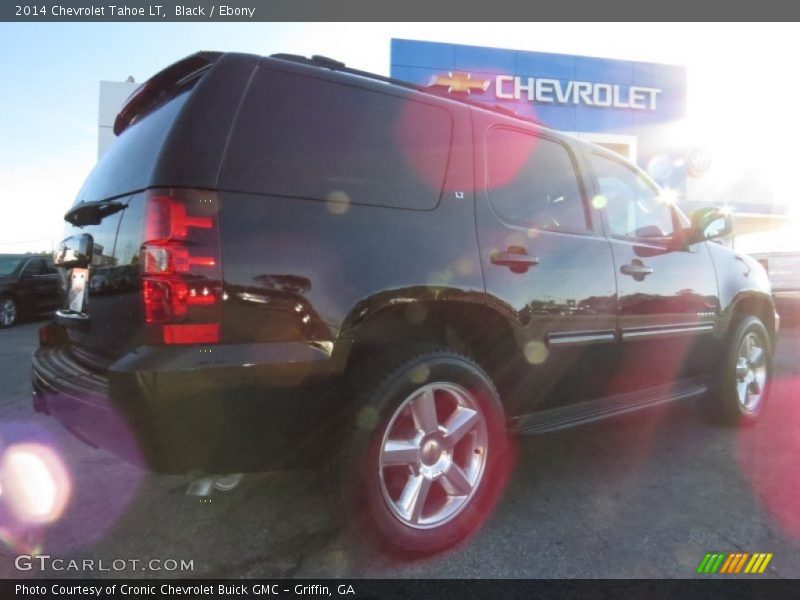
top-left (32, 52), bottom-right (778, 556)
top-left (0, 254), bottom-right (60, 328)
top-left (752, 252), bottom-right (800, 326)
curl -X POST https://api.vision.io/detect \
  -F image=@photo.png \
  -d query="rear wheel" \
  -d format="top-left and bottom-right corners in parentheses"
top-left (704, 315), bottom-right (772, 425)
top-left (329, 347), bottom-right (508, 556)
top-left (0, 296), bottom-right (17, 328)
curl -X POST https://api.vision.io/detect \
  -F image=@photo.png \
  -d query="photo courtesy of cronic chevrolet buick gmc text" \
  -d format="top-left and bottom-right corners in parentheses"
top-left (32, 52), bottom-right (779, 556)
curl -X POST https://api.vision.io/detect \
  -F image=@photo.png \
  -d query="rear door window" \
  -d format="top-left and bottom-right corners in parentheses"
top-left (486, 128), bottom-right (589, 233)
top-left (220, 69), bottom-right (453, 210)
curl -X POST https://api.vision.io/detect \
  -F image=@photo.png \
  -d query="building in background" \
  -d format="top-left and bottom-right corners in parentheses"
top-left (98, 80), bottom-right (138, 158)
top-left (391, 39), bottom-right (687, 190)
top-left (390, 39), bottom-right (790, 245)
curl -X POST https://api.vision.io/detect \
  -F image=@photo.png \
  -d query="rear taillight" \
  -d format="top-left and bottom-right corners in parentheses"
top-left (140, 189), bottom-right (222, 345)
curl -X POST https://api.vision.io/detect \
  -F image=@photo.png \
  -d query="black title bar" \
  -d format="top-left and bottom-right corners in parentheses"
top-left (4, 579), bottom-right (798, 600)
top-left (3, 0), bottom-right (800, 22)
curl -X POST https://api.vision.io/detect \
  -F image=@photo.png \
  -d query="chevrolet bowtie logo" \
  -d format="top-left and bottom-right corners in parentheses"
top-left (428, 72), bottom-right (491, 94)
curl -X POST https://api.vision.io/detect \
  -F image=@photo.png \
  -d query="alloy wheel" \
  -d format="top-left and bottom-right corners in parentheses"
top-left (378, 382), bottom-right (488, 529)
top-left (734, 332), bottom-right (768, 413)
top-left (0, 298), bottom-right (16, 327)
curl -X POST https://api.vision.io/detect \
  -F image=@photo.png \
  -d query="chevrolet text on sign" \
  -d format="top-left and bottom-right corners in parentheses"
top-left (429, 72), bottom-right (662, 110)
top-left (495, 76), bottom-right (662, 110)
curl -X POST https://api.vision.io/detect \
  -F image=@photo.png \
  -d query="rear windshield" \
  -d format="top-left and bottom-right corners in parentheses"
top-left (220, 68), bottom-right (453, 210)
top-left (74, 89), bottom-right (192, 205)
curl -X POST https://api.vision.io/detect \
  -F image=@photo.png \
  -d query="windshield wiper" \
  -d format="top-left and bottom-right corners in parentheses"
top-left (64, 200), bottom-right (126, 226)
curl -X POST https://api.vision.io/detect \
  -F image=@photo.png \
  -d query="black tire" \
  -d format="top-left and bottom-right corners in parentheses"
top-left (702, 315), bottom-right (772, 426)
top-left (0, 295), bottom-right (18, 328)
top-left (328, 346), bottom-right (509, 557)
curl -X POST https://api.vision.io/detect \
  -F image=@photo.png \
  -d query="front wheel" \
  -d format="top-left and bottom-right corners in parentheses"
top-left (329, 347), bottom-right (509, 556)
top-left (0, 296), bottom-right (18, 328)
top-left (705, 315), bottom-right (772, 425)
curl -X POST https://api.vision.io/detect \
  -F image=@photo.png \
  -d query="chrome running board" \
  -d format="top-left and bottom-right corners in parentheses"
top-left (512, 382), bottom-right (708, 435)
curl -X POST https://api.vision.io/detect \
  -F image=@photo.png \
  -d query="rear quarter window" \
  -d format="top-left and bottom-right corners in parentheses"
top-left (219, 68), bottom-right (453, 210)
top-left (486, 127), bottom-right (589, 233)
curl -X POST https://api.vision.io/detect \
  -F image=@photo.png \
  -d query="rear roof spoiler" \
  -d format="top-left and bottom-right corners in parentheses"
top-left (113, 51), bottom-right (223, 136)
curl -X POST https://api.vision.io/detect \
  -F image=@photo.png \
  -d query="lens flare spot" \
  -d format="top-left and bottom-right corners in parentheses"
top-left (0, 526), bottom-right (42, 555)
top-left (456, 257), bottom-right (475, 276)
top-left (428, 270), bottom-right (453, 287)
top-left (737, 374), bottom-right (800, 540)
top-left (409, 364), bottom-right (430, 385)
top-left (524, 340), bottom-right (549, 365)
top-left (356, 406), bottom-right (378, 431)
top-left (504, 232), bottom-right (526, 248)
top-left (1, 443), bottom-right (71, 525)
top-left (326, 191), bottom-right (350, 215)
top-left (486, 128), bottom-right (538, 189)
top-left (404, 303), bottom-right (428, 325)
top-left (592, 195), bottom-right (608, 210)
top-left (647, 154), bottom-right (674, 181)
top-left (326, 549), bottom-right (349, 575)
top-left (659, 188), bottom-right (679, 206)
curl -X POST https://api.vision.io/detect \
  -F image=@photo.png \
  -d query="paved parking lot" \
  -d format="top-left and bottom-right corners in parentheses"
top-left (1, 318), bottom-right (798, 579)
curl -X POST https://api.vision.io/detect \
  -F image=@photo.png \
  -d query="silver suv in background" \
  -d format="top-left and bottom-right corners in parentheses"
top-left (753, 252), bottom-right (800, 325)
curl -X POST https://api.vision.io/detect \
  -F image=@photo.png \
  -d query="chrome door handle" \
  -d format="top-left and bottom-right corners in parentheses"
top-left (491, 248), bottom-right (540, 273)
top-left (620, 261), bottom-right (654, 281)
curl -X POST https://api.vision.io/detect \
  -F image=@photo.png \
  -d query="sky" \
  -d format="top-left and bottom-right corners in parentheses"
top-left (1, 22), bottom-right (800, 254)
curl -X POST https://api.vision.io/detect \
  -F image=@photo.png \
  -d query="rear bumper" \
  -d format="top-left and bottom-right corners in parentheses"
top-left (32, 331), bottom-right (351, 473)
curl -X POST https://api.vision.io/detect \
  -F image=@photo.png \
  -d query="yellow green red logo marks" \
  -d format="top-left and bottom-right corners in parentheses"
top-left (697, 552), bottom-right (773, 574)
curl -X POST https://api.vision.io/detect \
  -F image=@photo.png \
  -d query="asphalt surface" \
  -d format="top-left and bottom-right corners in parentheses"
top-left (1, 317), bottom-right (798, 579)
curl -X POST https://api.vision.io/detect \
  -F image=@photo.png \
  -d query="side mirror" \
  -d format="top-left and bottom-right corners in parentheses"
top-left (688, 207), bottom-right (733, 244)
top-left (54, 234), bottom-right (93, 269)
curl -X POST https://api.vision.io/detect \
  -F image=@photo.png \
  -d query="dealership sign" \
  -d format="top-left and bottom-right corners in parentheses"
top-left (429, 72), bottom-right (663, 111)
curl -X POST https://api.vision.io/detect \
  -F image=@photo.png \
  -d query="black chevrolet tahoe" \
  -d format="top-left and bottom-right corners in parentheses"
top-left (32, 51), bottom-right (779, 555)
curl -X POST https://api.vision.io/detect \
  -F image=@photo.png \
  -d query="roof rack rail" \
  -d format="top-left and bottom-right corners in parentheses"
top-left (268, 53), bottom-right (550, 129)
